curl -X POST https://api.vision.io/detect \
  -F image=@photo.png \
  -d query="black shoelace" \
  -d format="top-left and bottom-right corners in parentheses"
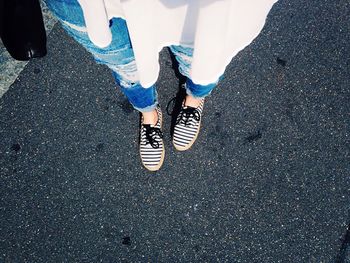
top-left (176, 107), bottom-right (200, 126)
top-left (143, 124), bottom-right (163, 148)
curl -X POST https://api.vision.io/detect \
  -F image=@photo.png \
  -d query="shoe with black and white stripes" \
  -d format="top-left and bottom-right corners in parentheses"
top-left (173, 98), bottom-right (204, 151)
top-left (139, 106), bottom-right (165, 171)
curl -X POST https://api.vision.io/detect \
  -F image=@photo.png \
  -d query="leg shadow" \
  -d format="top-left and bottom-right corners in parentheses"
top-left (167, 48), bottom-right (187, 137)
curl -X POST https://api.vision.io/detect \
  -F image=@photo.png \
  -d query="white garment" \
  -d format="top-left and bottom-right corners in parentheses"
top-left (77, 0), bottom-right (278, 88)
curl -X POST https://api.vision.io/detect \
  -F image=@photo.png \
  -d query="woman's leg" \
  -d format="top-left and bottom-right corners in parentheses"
top-left (45, 0), bottom-right (164, 170)
top-left (169, 45), bottom-right (221, 151)
top-left (169, 45), bottom-right (221, 107)
top-left (44, 0), bottom-right (159, 122)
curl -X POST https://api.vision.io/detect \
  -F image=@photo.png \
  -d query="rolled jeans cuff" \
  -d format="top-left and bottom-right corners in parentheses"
top-left (115, 75), bottom-right (158, 112)
top-left (134, 102), bottom-right (158, 113)
top-left (185, 77), bottom-right (221, 99)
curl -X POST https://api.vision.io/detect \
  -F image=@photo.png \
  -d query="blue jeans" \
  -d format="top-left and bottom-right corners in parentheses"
top-left (45, 0), bottom-right (220, 112)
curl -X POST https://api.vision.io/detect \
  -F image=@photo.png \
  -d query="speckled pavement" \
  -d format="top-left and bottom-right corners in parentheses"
top-left (0, 0), bottom-right (349, 262)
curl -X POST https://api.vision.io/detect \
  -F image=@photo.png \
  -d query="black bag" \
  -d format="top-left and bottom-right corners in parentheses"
top-left (0, 0), bottom-right (47, 61)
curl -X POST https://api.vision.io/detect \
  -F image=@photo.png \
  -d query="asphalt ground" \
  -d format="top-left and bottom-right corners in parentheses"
top-left (0, 0), bottom-right (349, 262)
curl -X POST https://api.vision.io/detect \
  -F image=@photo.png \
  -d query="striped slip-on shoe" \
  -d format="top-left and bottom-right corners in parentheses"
top-left (172, 98), bottom-right (204, 151)
top-left (139, 106), bottom-right (165, 171)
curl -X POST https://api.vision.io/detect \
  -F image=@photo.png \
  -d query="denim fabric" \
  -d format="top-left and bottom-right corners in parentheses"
top-left (45, 0), bottom-right (86, 27)
top-left (45, 0), bottom-right (219, 112)
top-left (185, 78), bottom-right (220, 98)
